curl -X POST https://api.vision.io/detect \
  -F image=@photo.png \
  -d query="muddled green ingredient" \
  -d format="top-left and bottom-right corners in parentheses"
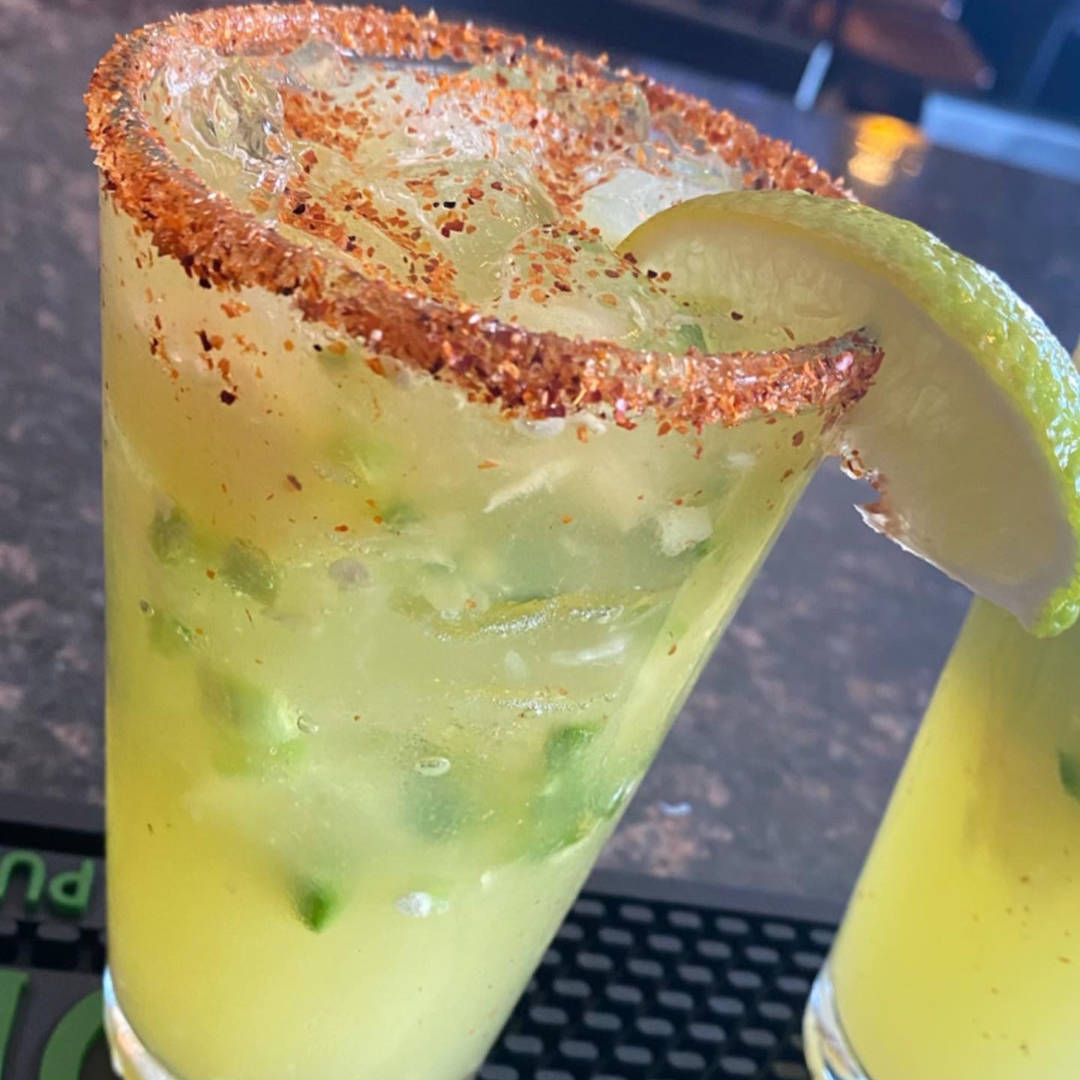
top-left (292, 877), bottom-right (344, 933)
top-left (675, 322), bottom-right (708, 352)
top-left (380, 501), bottom-right (424, 529)
top-left (1057, 750), bottom-right (1080, 803)
top-left (144, 604), bottom-right (198, 656)
top-left (199, 668), bottom-right (304, 778)
top-left (149, 504), bottom-right (195, 563)
top-left (201, 669), bottom-right (296, 744)
top-left (221, 540), bottom-right (279, 605)
top-left (544, 723), bottom-right (600, 772)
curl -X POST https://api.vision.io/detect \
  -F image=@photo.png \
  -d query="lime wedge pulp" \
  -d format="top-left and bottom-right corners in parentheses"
top-left (618, 191), bottom-right (1080, 634)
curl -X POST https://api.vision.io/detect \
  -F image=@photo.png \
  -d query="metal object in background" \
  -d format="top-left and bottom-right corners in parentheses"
top-left (1019, 0), bottom-right (1080, 107)
top-left (457, 0), bottom-right (993, 116)
top-left (0, 796), bottom-right (840, 1080)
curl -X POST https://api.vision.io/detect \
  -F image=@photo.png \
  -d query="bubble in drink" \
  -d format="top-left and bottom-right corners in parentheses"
top-left (415, 756), bottom-right (451, 778)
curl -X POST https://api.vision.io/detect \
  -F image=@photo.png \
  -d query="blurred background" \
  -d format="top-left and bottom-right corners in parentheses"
top-left (0, 0), bottom-right (1078, 910)
top-left (456, 0), bottom-right (1080, 182)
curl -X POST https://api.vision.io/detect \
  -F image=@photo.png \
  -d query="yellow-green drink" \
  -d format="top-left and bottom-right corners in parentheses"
top-left (804, 598), bottom-right (1080, 1079)
top-left (88, 7), bottom-right (877, 1080)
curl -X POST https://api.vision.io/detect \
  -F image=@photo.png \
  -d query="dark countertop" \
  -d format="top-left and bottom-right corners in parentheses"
top-left (1, 1), bottom-right (1078, 905)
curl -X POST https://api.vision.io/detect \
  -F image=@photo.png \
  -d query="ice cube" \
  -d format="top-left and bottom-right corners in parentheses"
top-left (656, 506), bottom-right (713, 556)
top-left (550, 636), bottom-right (630, 666)
top-left (394, 891), bottom-right (450, 918)
top-left (484, 459), bottom-right (575, 513)
top-left (282, 39), bottom-right (354, 92)
top-left (581, 162), bottom-right (741, 248)
top-left (176, 53), bottom-right (291, 173)
top-left (328, 558), bottom-right (372, 590)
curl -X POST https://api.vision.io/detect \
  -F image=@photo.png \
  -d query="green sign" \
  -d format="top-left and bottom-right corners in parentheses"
top-left (37, 991), bottom-right (103, 1080)
top-left (0, 971), bottom-right (102, 1080)
top-left (0, 852), bottom-right (94, 919)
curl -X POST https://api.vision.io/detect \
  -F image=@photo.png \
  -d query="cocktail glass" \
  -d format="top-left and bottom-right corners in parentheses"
top-left (87, 7), bottom-right (878, 1080)
top-left (804, 597), bottom-right (1080, 1080)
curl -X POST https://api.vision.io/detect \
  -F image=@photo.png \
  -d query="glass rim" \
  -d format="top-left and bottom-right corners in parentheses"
top-left (85, 2), bottom-right (881, 432)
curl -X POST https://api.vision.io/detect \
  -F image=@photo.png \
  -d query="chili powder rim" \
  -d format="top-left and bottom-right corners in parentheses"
top-left (86, 3), bottom-right (881, 430)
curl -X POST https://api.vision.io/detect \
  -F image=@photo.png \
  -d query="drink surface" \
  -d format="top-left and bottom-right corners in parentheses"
top-left (100, 22), bottom-right (828, 1080)
top-left (828, 599), bottom-right (1080, 1079)
top-left (148, 40), bottom-right (746, 347)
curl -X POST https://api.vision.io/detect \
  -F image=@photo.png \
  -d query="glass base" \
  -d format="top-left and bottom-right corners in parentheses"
top-left (103, 970), bottom-right (179, 1080)
top-left (104, 968), bottom-right (480, 1080)
top-left (802, 967), bottom-right (871, 1080)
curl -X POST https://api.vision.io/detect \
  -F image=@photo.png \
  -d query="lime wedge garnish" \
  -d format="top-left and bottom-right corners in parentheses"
top-left (618, 191), bottom-right (1080, 634)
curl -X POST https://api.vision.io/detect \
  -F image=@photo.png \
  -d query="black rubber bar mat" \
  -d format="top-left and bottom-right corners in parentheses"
top-left (0, 794), bottom-right (841, 1080)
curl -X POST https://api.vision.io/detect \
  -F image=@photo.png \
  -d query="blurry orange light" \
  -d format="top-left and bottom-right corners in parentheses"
top-left (847, 114), bottom-right (926, 187)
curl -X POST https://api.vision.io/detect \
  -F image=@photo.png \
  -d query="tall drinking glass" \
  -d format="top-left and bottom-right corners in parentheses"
top-left (804, 597), bottom-right (1080, 1079)
top-left (87, 7), bottom-right (877, 1079)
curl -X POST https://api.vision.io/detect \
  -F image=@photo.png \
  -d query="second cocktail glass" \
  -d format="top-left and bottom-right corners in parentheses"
top-left (804, 597), bottom-right (1080, 1079)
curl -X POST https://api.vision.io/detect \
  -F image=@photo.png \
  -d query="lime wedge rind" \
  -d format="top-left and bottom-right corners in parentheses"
top-left (619, 191), bottom-right (1080, 635)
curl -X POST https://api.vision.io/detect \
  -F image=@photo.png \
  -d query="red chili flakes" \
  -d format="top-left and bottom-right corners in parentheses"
top-left (283, 339), bottom-right (295, 351)
top-left (372, 514), bottom-right (384, 525)
top-left (286, 473), bottom-right (303, 491)
top-left (326, 340), bottom-right (347, 355)
top-left (842, 450), bottom-right (866, 478)
top-left (792, 430), bottom-right (805, 447)
top-left (334, 523), bottom-right (350, 532)
top-left (205, 569), bottom-right (217, 580)
top-left (730, 310), bottom-right (744, 321)
top-left (576, 424), bottom-right (589, 443)
top-left (477, 459), bottom-right (500, 469)
top-left (667, 643), bottom-right (678, 655)
top-left (561, 515), bottom-right (573, 525)
top-left (86, 5), bottom-right (875, 434)
top-left (219, 389), bottom-right (237, 405)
